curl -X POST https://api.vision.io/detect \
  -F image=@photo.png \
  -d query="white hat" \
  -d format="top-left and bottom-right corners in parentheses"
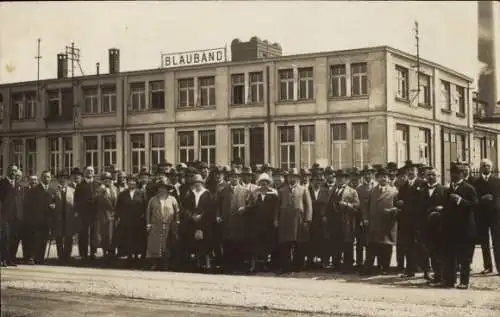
top-left (256, 173), bottom-right (273, 185)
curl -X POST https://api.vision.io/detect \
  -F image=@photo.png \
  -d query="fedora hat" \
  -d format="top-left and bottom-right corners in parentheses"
top-left (256, 173), bottom-right (273, 185)
top-left (287, 168), bottom-right (301, 176)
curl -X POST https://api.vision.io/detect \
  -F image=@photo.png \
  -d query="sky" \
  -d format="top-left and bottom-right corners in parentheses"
top-left (0, 1), bottom-right (482, 86)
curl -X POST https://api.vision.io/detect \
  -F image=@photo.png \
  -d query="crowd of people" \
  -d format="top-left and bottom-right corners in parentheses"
top-left (0, 158), bottom-right (499, 290)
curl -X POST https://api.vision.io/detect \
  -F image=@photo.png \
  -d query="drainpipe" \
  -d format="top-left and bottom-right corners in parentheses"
top-left (121, 78), bottom-right (126, 171)
top-left (266, 65), bottom-right (271, 164)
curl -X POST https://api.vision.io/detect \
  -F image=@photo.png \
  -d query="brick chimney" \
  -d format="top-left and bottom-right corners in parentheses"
top-left (109, 48), bottom-right (120, 74)
top-left (57, 54), bottom-right (68, 79)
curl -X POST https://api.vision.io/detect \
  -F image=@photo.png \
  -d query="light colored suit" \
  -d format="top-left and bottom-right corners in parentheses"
top-left (367, 184), bottom-right (399, 245)
top-left (277, 183), bottom-right (313, 243)
top-left (96, 184), bottom-right (118, 250)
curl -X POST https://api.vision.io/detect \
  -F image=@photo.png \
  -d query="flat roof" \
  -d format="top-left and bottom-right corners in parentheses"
top-left (0, 45), bottom-right (473, 89)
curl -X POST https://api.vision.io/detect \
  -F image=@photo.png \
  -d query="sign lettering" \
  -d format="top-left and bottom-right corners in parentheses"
top-left (162, 48), bottom-right (226, 68)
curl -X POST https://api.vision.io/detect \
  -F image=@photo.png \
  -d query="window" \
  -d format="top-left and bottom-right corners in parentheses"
top-left (11, 139), bottom-right (23, 170)
top-left (419, 73), bottom-right (431, 106)
top-left (249, 71), bottom-right (264, 103)
top-left (279, 126), bottom-right (295, 170)
top-left (329, 65), bottom-right (347, 97)
top-left (101, 85), bottom-right (117, 113)
top-left (456, 85), bottom-right (465, 114)
top-left (249, 127), bottom-right (265, 166)
top-left (150, 133), bottom-right (165, 168)
top-left (178, 131), bottom-right (195, 163)
top-left (231, 74), bottom-right (245, 105)
top-left (199, 130), bottom-right (216, 166)
top-left (331, 124), bottom-right (348, 169)
top-left (178, 78), bottom-right (195, 108)
top-left (47, 90), bottom-right (61, 117)
top-left (396, 66), bottom-right (409, 100)
top-left (83, 86), bottom-right (98, 114)
top-left (298, 67), bottom-right (314, 100)
top-left (48, 137), bottom-right (60, 175)
top-left (395, 124), bottom-right (409, 167)
top-left (11, 93), bottom-right (24, 120)
top-left (62, 137), bottom-right (73, 174)
top-left (279, 69), bottom-right (294, 101)
top-left (456, 134), bottom-right (466, 162)
top-left (83, 136), bottom-right (98, 173)
top-left (231, 129), bottom-right (245, 163)
top-left (417, 128), bottom-right (431, 165)
top-left (300, 125), bottom-right (315, 168)
top-left (25, 93), bottom-right (36, 119)
top-left (130, 82), bottom-right (146, 111)
top-left (130, 134), bottom-right (145, 174)
top-left (102, 135), bottom-right (116, 172)
top-left (440, 80), bottom-right (451, 111)
top-left (351, 63), bottom-right (368, 96)
top-left (442, 130), bottom-right (467, 183)
top-left (353, 122), bottom-right (369, 168)
top-left (149, 80), bottom-right (165, 110)
top-left (26, 138), bottom-right (36, 175)
top-left (199, 77), bottom-right (216, 107)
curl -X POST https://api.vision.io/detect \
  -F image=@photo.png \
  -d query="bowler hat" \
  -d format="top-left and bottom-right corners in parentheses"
top-left (241, 166), bottom-right (253, 175)
top-left (376, 168), bottom-right (389, 176)
top-left (70, 167), bottom-right (83, 176)
top-left (286, 168), bottom-right (301, 176)
top-left (336, 169), bottom-right (350, 177)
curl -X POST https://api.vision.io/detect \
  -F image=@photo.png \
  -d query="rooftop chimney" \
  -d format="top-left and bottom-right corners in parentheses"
top-left (109, 48), bottom-right (120, 74)
top-left (96, 62), bottom-right (100, 76)
top-left (57, 53), bottom-right (68, 79)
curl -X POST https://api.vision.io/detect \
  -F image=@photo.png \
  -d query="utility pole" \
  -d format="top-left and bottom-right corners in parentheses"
top-left (411, 21), bottom-right (421, 105)
top-left (35, 38), bottom-right (42, 101)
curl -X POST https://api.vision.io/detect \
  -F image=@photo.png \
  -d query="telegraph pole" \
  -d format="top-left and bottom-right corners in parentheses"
top-left (411, 21), bottom-right (421, 105)
top-left (35, 38), bottom-right (42, 101)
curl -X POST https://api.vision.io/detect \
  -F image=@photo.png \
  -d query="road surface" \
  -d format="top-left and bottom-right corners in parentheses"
top-left (2, 265), bottom-right (500, 317)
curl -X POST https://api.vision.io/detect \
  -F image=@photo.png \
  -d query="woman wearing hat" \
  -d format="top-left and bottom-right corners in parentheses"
top-left (182, 173), bottom-right (216, 272)
top-left (246, 172), bottom-right (279, 273)
top-left (145, 182), bottom-right (180, 270)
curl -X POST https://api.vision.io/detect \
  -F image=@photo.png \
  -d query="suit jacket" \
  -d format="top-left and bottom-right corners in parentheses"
top-left (54, 185), bottom-right (76, 237)
top-left (24, 183), bottom-right (58, 229)
top-left (0, 177), bottom-right (20, 223)
top-left (216, 183), bottom-right (251, 240)
top-left (367, 184), bottom-right (399, 245)
top-left (357, 181), bottom-right (376, 222)
top-left (308, 185), bottom-right (331, 241)
top-left (277, 183), bottom-right (313, 243)
top-left (472, 175), bottom-right (500, 213)
top-left (397, 178), bottom-right (426, 243)
top-left (443, 180), bottom-right (478, 243)
top-left (421, 182), bottom-right (447, 242)
top-left (74, 179), bottom-right (99, 218)
top-left (326, 185), bottom-right (360, 242)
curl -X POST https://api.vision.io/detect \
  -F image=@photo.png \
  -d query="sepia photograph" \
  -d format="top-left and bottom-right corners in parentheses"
top-left (0, 1), bottom-right (500, 316)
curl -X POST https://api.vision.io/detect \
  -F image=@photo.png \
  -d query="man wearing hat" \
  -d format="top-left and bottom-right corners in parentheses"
top-left (75, 166), bottom-right (99, 261)
top-left (115, 171), bottom-right (128, 194)
top-left (276, 168), bottom-right (313, 273)
top-left (323, 166), bottom-right (336, 192)
top-left (272, 168), bottom-right (286, 189)
top-left (300, 168), bottom-right (311, 187)
top-left (349, 167), bottom-right (361, 188)
top-left (439, 162), bottom-right (478, 289)
top-left (396, 161), bottom-right (427, 278)
top-left (307, 168), bottom-right (330, 269)
top-left (54, 169), bottom-right (76, 262)
top-left (355, 164), bottom-right (376, 269)
top-left (386, 162), bottom-right (398, 187)
top-left (363, 167), bottom-right (399, 275)
top-left (325, 169), bottom-right (360, 273)
top-left (241, 166), bottom-right (258, 192)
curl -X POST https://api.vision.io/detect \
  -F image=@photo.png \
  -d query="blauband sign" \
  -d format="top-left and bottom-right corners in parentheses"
top-left (161, 48), bottom-right (226, 68)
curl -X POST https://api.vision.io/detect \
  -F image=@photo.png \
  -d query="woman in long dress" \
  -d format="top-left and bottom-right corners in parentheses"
top-left (146, 183), bottom-right (180, 270)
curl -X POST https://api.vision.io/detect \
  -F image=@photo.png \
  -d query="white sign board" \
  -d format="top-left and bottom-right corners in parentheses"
top-left (161, 48), bottom-right (226, 68)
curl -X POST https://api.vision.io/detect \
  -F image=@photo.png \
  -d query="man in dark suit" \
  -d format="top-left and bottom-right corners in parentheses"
top-left (0, 164), bottom-right (20, 267)
top-left (9, 169), bottom-right (27, 263)
top-left (24, 170), bottom-right (58, 264)
top-left (396, 161), bottom-right (427, 277)
top-left (75, 166), bottom-right (99, 260)
top-left (441, 163), bottom-right (478, 289)
top-left (423, 167), bottom-right (447, 286)
top-left (472, 158), bottom-right (500, 275)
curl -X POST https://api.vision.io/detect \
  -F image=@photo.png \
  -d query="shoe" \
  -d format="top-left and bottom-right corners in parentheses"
top-left (399, 272), bottom-right (415, 278)
top-left (456, 283), bottom-right (468, 290)
top-left (6, 262), bottom-right (17, 267)
top-left (480, 269), bottom-right (492, 275)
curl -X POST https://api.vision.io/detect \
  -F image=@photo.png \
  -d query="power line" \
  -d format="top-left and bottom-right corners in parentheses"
top-left (65, 42), bottom-right (85, 78)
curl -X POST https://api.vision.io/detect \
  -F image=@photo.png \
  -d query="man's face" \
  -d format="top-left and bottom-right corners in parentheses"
top-left (338, 176), bottom-right (349, 186)
top-left (286, 175), bottom-right (299, 185)
top-left (480, 162), bottom-right (492, 175)
top-left (229, 174), bottom-right (239, 186)
top-left (104, 178), bottom-right (113, 186)
top-left (15, 172), bottom-right (22, 181)
top-left (117, 175), bottom-right (126, 184)
top-left (451, 171), bottom-right (462, 183)
top-left (408, 167), bottom-right (418, 179)
top-left (311, 177), bottom-right (322, 187)
top-left (426, 170), bottom-right (437, 184)
top-left (169, 174), bottom-right (178, 184)
top-left (29, 177), bottom-right (38, 187)
top-left (72, 174), bottom-right (82, 185)
top-left (127, 180), bottom-right (137, 190)
top-left (326, 174), bottom-right (335, 184)
top-left (377, 174), bottom-right (388, 186)
top-left (41, 172), bottom-right (51, 185)
top-left (242, 174), bottom-right (252, 183)
top-left (158, 175), bottom-right (169, 184)
top-left (398, 174), bottom-right (408, 184)
top-left (201, 168), bottom-right (209, 178)
top-left (8, 165), bottom-right (18, 179)
top-left (139, 175), bottom-right (149, 185)
top-left (85, 168), bottom-right (94, 178)
top-left (273, 175), bottom-right (283, 187)
top-left (362, 173), bottom-right (373, 183)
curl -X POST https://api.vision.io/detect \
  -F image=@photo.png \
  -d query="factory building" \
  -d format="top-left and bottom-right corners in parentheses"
top-left (0, 36), bottom-right (498, 183)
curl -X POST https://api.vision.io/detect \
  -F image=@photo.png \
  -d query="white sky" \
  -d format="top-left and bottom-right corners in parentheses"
top-left (0, 1), bottom-right (480, 85)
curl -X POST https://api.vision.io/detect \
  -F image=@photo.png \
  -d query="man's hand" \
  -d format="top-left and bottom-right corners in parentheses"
top-left (481, 194), bottom-right (494, 201)
top-left (322, 216), bottom-right (327, 224)
top-left (434, 205), bottom-right (444, 211)
top-left (49, 203), bottom-right (56, 210)
top-left (273, 220), bottom-right (279, 228)
top-left (193, 214), bottom-right (202, 222)
top-left (216, 216), bottom-right (223, 223)
top-left (146, 224), bottom-right (152, 231)
top-left (449, 193), bottom-right (461, 203)
top-left (362, 219), bottom-right (369, 227)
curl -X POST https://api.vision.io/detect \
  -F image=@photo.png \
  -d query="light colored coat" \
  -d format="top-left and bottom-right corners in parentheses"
top-left (146, 195), bottom-right (179, 258)
top-left (217, 183), bottom-right (251, 240)
top-left (96, 184), bottom-right (118, 250)
top-left (367, 184), bottom-right (399, 245)
top-left (277, 183), bottom-right (313, 243)
top-left (54, 185), bottom-right (76, 237)
top-left (336, 185), bottom-right (361, 243)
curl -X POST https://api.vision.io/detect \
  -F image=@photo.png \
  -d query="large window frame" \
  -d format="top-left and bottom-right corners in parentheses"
top-left (130, 134), bottom-right (146, 174)
top-left (331, 123), bottom-right (348, 169)
top-left (150, 132), bottom-right (165, 168)
top-left (298, 67), bottom-right (314, 100)
top-left (352, 122), bottom-right (369, 168)
top-left (351, 63), bottom-right (368, 96)
top-left (198, 76), bottom-right (216, 107)
top-left (199, 130), bottom-right (216, 166)
top-left (279, 69), bottom-right (294, 102)
top-left (178, 131), bottom-right (195, 163)
top-left (279, 126), bottom-right (295, 170)
top-left (329, 64), bottom-right (347, 98)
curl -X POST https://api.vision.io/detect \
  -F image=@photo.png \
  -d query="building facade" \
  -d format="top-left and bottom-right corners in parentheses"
top-left (0, 43), bottom-right (498, 183)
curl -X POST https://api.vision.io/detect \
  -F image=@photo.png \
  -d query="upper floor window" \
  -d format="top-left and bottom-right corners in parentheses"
top-left (231, 74), bottom-right (245, 105)
top-left (351, 63), bottom-right (368, 96)
top-left (440, 80), bottom-right (451, 111)
top-left (329, 65), bottom-right (347, 97)
top-left (47, 90), bottom-right (61, 117)
top-left (178, 78), bottom-right (195, 108)
top-left (149, 80), bottom-right (165, 110)
top-left (101, 85), bottom-right (117, 113)
top-left (418, 73), bottom-right (431, 106)
top-left (249, 71), bottom-right (264, 103)
top-left (11, 93), bottom-right (24, 121)
top-left (25, 93), bottom-right (36, 119)
top-left (456, 85), bottom-right (465, 114)
top-left (279, 69), bottom-right (294, 102)
top-left (395, 66), bottom-right (409, 100)
top-left (198, 76), bottom-right (216, 107)
top-left (130, 82), bottom-right (146, 111)
top-left (83, 86), bottom-right (98, 114)
top-left (298, 67), bottom-right (314, 100)
top-left (11, 92), bottom-right (37, 121)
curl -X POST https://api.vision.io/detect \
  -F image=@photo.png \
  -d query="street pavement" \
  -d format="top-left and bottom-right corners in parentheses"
top-left (2, 265), bottom-right (500, 317)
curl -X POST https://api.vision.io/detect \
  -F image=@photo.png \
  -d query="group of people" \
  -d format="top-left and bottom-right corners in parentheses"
top-left (0, 158), bottom-right (499, 290)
